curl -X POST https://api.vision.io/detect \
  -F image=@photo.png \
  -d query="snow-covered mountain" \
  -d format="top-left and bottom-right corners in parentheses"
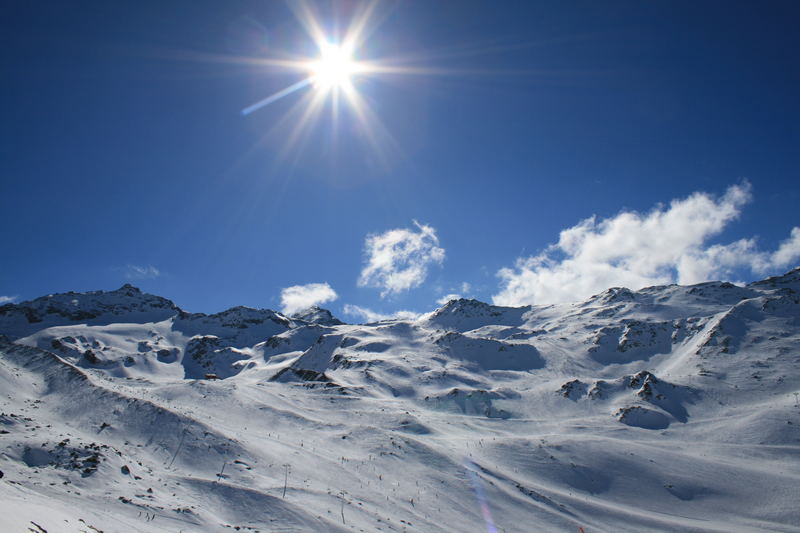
top-left (1, 270), bottom-right (799, 532)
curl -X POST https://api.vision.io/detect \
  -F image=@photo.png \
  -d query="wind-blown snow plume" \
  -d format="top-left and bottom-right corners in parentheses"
top-left (342, 304), bottom-right (420, 323)
top-left (124, 264), bottom-right (160, 280)
top-left (494, 183), bottom-right (800, 306)
top-left (280, 282), bottom-right (338, 315)
top-left (0, 295), bottom-right (17, 304)
top-left (358, 220), bottom-right (445, 297)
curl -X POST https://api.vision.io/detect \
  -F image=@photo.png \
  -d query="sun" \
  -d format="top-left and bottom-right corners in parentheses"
top-left (238, 1), bottom-right (418, 163)
top-left (308, 43), bottom-right (362, 91)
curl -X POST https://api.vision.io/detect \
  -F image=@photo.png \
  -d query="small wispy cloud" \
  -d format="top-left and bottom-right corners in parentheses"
top-left (342, 304), bottom-right (420, 323)
top-left (358, 220), bottom-right (445, 298)
top-left (493, 182), bottom-right (800, 306)
top-left (124, 264), bottom-right (161, 280)
top-left (280, 282), bottom-right (338, 315)
top-left (0, 295), bottom-right (18, 304)
top-left (435, 282), bottom-right (472, 305)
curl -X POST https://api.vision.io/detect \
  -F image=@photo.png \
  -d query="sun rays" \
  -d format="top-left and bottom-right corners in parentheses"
top-left (234, 1), bottom-right (402, 166)
top-left (230, 2), bottom-right (574, 169)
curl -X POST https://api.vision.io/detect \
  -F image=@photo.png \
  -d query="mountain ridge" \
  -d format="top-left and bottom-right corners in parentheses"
top-left (1, 269), bottom-right (798, 532)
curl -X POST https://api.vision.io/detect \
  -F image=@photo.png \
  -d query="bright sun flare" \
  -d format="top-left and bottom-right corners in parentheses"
top-left (239, 1), bottom-right (419, 163)
top-left (308, 43), bottom-right (361, 91)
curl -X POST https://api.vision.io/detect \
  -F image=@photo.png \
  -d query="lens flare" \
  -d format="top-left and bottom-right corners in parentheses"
top-left (463, 457), bottom-right (498, 533)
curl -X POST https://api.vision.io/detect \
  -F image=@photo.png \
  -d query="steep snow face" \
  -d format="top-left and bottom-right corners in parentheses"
top-left (1, 271), bottom-right (800, 532)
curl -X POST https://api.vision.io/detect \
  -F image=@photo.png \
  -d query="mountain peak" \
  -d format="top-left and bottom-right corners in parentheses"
top-left (427, 298), bottom-right (530, 332)
top-left (432, 298), bottom-right (527, 317)
top-left (292, 306), bottom-right (344, 326)
top-left (116, 283), bottom-right (142, 295)
top-left (0, 285), bottom-right (180, 338)
top-left (587, 287), bottom-right (636, 305)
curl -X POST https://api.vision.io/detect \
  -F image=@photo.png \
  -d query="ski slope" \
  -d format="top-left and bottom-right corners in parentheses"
top-left (1, 271), bottom-right (799, 532)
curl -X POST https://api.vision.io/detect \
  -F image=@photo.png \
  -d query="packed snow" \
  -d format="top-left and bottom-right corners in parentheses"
top-left (1, 270), bottom-right (799, 532)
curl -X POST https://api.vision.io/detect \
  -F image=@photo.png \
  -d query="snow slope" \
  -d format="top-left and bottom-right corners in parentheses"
top-left (1, 270), bottom-right (799, 532)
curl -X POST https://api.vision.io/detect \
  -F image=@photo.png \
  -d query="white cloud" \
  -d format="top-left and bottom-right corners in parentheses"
top-left (436, 293), bottom-right (463, 305)
top-left (125, 264), bottom-right (160, 280)
top-left (342, 304), bottom-right (420, 323)
top-left (0, 295), bottom-right (18, 304)
top-left (771, 227), bottom-right (800, 269)
top-left (493, 183), bottom-right (800, 306)
top-left (280, 282), bottom-right (338, 315)
top-left (358, 221), bottom-right (445, 298)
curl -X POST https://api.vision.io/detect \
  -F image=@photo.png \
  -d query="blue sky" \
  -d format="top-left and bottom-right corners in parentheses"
top-left (2, 1), bottom-right (799, 318)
